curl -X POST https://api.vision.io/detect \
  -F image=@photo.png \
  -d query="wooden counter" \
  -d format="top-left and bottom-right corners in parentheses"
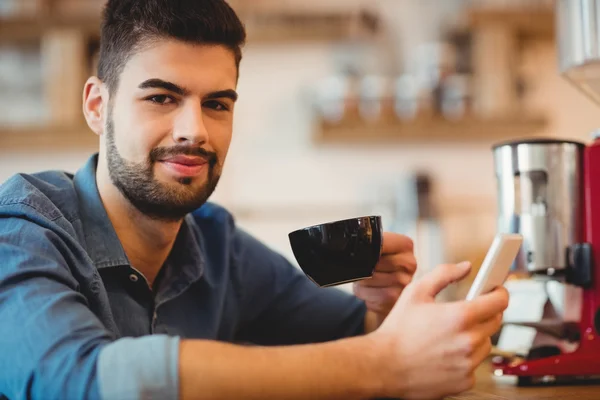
top-left (450, 360), bottom-right (600, 399)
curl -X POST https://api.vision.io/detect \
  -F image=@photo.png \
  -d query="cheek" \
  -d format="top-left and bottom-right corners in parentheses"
top-left (109, 94), bottom-right (170, 162)
top-left (205, 118), bottom-right (233, 163)
top-left (125, 106), bottom-right (174, 158)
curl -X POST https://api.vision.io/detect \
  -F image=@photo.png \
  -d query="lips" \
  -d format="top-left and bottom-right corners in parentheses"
top-left (161, 155), bottom-right (208, 166)
top-left (158, 154), bottom-right (211, 178)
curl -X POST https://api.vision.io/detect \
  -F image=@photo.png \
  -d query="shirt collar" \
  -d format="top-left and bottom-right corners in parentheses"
top-left (73, 153), bottom-right (130, 269)
top-left (72, 153), bottom-right (206, 288)
top-left (156, 213), bottom-right (205, 304)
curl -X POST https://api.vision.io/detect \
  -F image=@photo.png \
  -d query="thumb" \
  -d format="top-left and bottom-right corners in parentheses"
top-left (413, 262), bottom-right (472, 301)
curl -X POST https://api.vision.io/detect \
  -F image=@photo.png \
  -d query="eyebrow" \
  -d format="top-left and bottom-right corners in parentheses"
top-left (138, 79), bottom-right (238, 102)
top-left (205, 89), bottom-right (238, 102)
top-left (138, 79), bottom-right (190, 96)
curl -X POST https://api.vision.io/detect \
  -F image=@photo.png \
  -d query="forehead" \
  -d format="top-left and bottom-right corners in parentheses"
top-left (118, 39), bottom-right (238, 92)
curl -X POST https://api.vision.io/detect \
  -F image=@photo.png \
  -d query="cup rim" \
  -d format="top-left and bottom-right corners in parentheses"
top-left (288, 215), bottom-right (382, 236)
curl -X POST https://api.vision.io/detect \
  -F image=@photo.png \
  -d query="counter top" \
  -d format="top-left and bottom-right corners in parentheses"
top-left (450, 360), bottom-right (600, 399)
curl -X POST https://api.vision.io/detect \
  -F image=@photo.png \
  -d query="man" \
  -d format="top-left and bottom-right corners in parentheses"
top-left (0, 1), bottom-right (509, 399)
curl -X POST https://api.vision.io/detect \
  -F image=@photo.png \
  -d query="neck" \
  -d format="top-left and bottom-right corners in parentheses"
top-left (96, 158), bottom-right (181, 288)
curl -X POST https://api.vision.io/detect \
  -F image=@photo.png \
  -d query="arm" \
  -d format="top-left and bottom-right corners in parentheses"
top-left (0, 216), bottom-right (178, 400)
top-left (0, 215), bottom-right (384, 400)
top-left (182, 265), bottom-right (510, 400)
top-left (357, 233), bottom-right (418, 334)
top-left (364, 311), bottom-right (381, 334)
top-left (179, 336), bottom-right (381, 400)
top-left (1, 214), bottom-right (504, 399)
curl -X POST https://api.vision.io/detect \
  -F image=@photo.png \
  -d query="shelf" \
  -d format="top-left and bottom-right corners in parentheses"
top-left (0, 8), bottom-right (379, 45)
top-left (467, 8), bottom-right (555, 39)
top-left (315, 114), bottom-right (548, 144)
top-left (0, 13), bottom-right (101, 44)
top-left (242, 9), bottom-right (379, 44)
top-left (0, 124), bottom-right (98, 150)
top-left (229, 195), bottom-right (497, 221)
top-left (465, 7), bottom-right (556, 119)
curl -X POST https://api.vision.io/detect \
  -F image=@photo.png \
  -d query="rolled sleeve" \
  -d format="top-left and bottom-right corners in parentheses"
top-left (98, 335), bottom-right (180, 400)
top-left (0, 215), bottom-right (180, 400)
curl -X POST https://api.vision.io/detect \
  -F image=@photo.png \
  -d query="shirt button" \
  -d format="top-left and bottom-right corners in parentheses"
top-left (129, 274), bottom-right (139, 282)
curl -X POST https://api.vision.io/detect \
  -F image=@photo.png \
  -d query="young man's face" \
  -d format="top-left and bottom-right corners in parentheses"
top-left (101, 39), bottom-right (238, 221)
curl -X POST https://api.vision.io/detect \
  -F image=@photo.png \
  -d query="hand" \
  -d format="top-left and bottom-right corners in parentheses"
top-left (353, 232), bottom-right (417, 327)
top-left (368, 262), bottom-right (509, 399)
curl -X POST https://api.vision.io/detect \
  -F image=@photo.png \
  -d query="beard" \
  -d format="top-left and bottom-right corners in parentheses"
top-left (104, 113), bottom-right (221, 222)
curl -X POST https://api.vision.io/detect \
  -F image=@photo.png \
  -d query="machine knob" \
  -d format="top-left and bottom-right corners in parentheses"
top-left (527, 251), bottom-right (534, 264)
top-left (566, 243), bottom-right (594, 288)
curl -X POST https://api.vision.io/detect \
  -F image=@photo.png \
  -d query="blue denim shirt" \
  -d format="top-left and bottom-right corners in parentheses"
top-left (0, 154), bottom-right (366, 400)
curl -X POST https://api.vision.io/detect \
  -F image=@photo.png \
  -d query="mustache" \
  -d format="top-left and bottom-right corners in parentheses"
top-left (150, 145), bottom-right (218, 166)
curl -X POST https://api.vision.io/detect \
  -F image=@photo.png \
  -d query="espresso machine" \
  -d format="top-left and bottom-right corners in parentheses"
top-left (489, 0), bottom-right (600, 385)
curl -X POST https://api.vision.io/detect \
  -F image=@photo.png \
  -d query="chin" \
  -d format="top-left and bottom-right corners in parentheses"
top-left (173, 179), bottom-right (211, 197)
top-left (175, 176), bottom-right (194, 186)
top-left (156, 170), bottom-right (199, 186)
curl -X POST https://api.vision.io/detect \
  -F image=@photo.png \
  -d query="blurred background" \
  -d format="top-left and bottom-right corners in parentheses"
top-left (1, 0), bottom-right (598, 298)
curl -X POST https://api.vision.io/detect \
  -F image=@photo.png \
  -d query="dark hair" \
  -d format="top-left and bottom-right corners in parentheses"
top-left (97, 0), bottom-right (246, 93)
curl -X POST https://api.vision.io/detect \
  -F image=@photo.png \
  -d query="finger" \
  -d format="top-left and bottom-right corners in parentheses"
top-left (364, 300), bottom-right (395, 315)
top-left (457, 321), bottom-right (494, 359)
top-left (376, 252), bottom-right (417, 273)
top-left (353, 285), bottom-right (402, 308)
top-left (470, 338), bottom-right (492, 373)
top-left (357, 271), bottom-right (413, 288)
top-left (381, 232), bottom-right (414, 255)
top-left (412, 262), bottom-right (472, 301)
top-left (464, 286), bottom-right (510, 325)
top-left (469, 312), bottom-right (503, 339)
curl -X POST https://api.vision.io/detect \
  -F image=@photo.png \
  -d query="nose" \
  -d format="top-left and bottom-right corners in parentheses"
top-left (172, 101), bottom-right (209, 145)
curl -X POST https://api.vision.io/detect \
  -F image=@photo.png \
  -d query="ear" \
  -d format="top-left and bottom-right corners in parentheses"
top-left (82, 77), bottom-right (109, 136)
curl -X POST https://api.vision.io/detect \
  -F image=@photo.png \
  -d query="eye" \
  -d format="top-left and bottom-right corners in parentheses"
top-left (146, 95), bottom-right (175, 105)
top-left (203, 100), bottom-right (229, 111)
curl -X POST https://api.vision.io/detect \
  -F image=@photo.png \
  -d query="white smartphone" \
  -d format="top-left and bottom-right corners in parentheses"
top-left (465, 233), bottom-right (523, 301)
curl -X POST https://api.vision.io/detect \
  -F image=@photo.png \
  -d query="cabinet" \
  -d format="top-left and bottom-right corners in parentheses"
top-left (315, 5), bottom-right (556, 144)
top-left (0, 0), bottom-right (380, 150)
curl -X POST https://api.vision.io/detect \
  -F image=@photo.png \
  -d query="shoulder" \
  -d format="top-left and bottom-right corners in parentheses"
top-left (190, 202), bottom-right (285, 264)
top-left (191, 201), bottom-right (236, 230)
top-left (190, 202), bottom-right (254, 250)
top-left (0, 171), bottom-right (79, 223)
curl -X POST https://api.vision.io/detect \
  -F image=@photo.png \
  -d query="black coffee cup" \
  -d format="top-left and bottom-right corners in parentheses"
top-left (288, 216), bottom-right (383, 287)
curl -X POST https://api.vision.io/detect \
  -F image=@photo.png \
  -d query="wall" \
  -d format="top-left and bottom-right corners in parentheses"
top-left (1, 26), bottom-right (599, 285)
top-left (222, 36), bottom-right (600, 265)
